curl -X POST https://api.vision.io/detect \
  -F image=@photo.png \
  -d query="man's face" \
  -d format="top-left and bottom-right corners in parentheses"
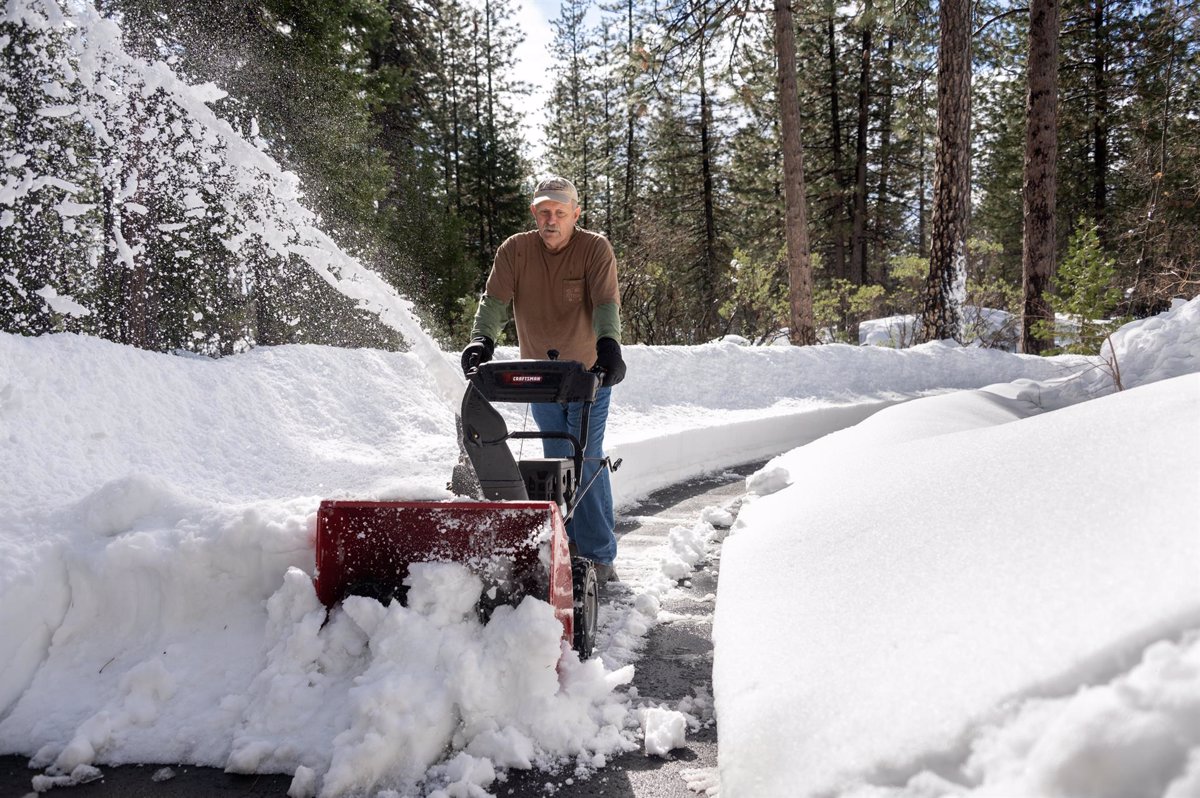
top-left (531, 200), bottom-right (580, 252)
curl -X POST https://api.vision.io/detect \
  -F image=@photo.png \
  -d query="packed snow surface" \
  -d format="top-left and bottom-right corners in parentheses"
top-left (715, 297), bottom-right (1200, 797)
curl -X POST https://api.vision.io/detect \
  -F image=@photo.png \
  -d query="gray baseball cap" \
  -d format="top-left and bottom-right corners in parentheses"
top-left (531, 176), bottom-right (579, 206)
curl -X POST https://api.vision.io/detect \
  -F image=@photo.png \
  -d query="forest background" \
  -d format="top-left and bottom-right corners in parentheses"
top-left (2, 0), bottom-right (1197, 355)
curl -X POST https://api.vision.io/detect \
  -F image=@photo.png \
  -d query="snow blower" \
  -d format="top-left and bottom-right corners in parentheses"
top-left (313, 357), bottom-right (617, 659)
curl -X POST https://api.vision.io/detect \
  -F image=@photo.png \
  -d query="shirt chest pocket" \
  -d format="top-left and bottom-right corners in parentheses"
top-left (562, 279), bottom-right (584, 305)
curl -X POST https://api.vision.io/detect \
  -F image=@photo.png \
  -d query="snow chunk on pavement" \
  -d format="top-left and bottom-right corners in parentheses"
top-left (745, 465), bottom-right (790, 497)
top-left (30, 763), bottom-right (102, 791)
top-left (639, 706), bottom-right (688, 757)
top-left (699, 505), bottom-right (735, 528)
top-left (660, 522), bottom-right (710, 580)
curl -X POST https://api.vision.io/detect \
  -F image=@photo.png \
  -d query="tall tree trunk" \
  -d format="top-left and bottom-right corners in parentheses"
top-left (568, 14), bottom-right (589, 227)
top-left (826, 8), bottom-right (847, 280)
top-left (1021, 0), bottom-right (1061, 354)
top-left (601, 33), bottom-right (614, 233)
top-left (472, 18), bottom-right (486, 275)
top-left (919, 0), bottom-right (971, 343)
top-left (623, 0), bottom-right (637, 224)
top-left (850, 6), bottom-right (873, 286)
top-left (1091, 0), bottom-right (1108, 240)
top-left (873, 31), bottom-right (895, 285)
top-left (699, 55), bottom-right (718, 338)
top-left (252, 252), bottom-right (279, 347)
top-left (118, 105), bottom-right (153, 349)
top-left (451, 54), bottom-right (462, 213)
top-left (447, 9), bottom-right (463, 215)
top-left (99, 183), bottom-right (125, 340)
top-left (437, 26), bottom-right (455, 210)
top-left (917, 75), bottom-right (929, 259)
top-left (776, 0), bottom-right (817, 345)
top-left (484, 0), bottom-right (497, 256)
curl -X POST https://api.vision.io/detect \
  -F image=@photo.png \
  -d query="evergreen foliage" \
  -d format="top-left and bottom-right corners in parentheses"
top-left (1041, 216), bottom-right (1127, 354)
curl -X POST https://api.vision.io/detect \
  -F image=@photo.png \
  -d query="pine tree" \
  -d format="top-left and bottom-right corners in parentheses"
top-left (847, 0), bottom-right (875, 287)
top-left (597, 0), bottom-right (652, 247)
top-left (918, 0), bottom-right (971, 343)
top-left (630, 0), bottom-right (734, 343)
top-left (1021, 0), bottom-right (1061, 354)
top-left (1045, 216), bottom-right (1124, 354)
top-left (545, 0), bottom-right (602, 224)
top-left (0, 20), bottom-right (87, 336)
top-left (775, 0), bottom-right (817, 344)
top-left (1122, 0), bottom-right (1199, 311)
top-left (726, 13), bottom-right (786, 271)
top-left (457, 0), bottom-right (530, 290)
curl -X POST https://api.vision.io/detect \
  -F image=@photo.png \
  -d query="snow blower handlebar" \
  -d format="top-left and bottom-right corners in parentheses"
top-left (459, 358), bottom-right (616, 511)
top-left (466, 359), bottom-right (600, 482)
top-left (466, 359), bottom-right (600, 404)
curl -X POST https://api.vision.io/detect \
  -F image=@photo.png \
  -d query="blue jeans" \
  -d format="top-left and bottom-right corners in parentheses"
top-left (530, 386), bottom-right (616, 566)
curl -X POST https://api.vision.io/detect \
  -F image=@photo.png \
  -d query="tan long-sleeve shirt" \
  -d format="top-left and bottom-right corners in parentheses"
top-left (483, 228), bottom-right (620, 367)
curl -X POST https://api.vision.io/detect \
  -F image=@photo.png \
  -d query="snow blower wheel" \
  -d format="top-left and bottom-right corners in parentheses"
top-left (572, 558), bottom-right (599, 659)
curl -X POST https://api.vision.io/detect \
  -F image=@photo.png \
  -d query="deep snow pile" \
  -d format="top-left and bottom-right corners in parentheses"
top-left (714, 297), bottom-right (1200, 798)
top-left (0, 323), bottom-right (1099, 797)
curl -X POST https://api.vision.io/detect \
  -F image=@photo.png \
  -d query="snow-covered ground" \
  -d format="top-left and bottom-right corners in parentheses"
top-left (4, 1), bottom-right (1199, 794)
top-left (716, 297), bottom-right (1200, 798)
top-left (8, 300), bottom-right (1194, 797)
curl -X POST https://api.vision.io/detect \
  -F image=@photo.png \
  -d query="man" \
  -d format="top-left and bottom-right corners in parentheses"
top-left (460, 176), bottom-right (626, 582)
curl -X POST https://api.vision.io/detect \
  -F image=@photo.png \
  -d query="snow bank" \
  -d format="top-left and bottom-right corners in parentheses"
top-left (714, 298), bottom-right (1200, 797)
top-left (606, 340), bottom-right (1092, 505)
top-left (1103, 296), bottom-right (1200, 389)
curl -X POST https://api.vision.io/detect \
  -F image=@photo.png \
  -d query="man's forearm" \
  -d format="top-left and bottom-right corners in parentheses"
top-left (593, 301), bottom-right (621, 343)
top-left (471, 294), bottom-right (510, 341)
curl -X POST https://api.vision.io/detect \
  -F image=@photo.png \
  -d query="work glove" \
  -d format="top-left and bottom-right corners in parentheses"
top-left (460, 336), bottom-right (494, 375)
top-left (591, 337), bottom-right (626, 387)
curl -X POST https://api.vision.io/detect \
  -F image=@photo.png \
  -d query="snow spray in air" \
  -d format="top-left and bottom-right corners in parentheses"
top-left (1, 0), bottom-right (464, 410)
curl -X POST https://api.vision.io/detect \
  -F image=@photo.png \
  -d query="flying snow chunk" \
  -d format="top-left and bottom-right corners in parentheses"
top-left (191, 82), bottom-right (228, 103)
top-left (35, 285), bottom-right (91, 317)
top-left (53, 200), bottom-right (94, 218)
top-left (35, 104), bottom-right (77, 117)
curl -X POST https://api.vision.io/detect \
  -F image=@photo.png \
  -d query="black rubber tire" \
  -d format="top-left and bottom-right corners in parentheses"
top-left (571, 558), bottom-right (599, 659)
